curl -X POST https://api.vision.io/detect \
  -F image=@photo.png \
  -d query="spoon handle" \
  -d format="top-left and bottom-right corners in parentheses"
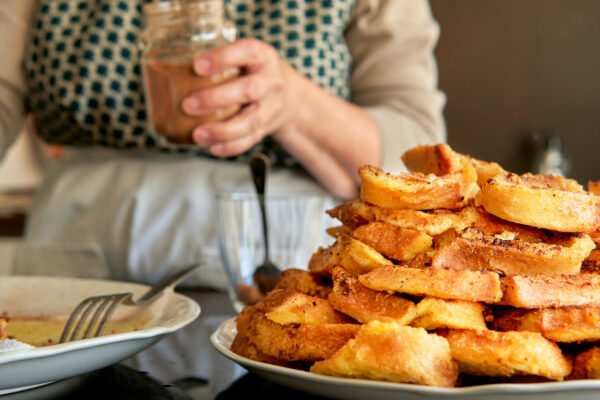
top-left (249, 153), bottom-right (271, 260)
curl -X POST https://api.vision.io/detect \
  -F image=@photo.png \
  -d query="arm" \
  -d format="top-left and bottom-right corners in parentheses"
top-left (0, 1), bottom-right (35, 160)
top-left (346, 0), bottom-right (446, 175)
top-left (183, 0), bottom-right (445, 199)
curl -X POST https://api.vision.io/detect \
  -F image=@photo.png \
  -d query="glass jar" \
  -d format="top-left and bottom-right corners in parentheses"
top-left (140, 0), bottom-right (239, 144)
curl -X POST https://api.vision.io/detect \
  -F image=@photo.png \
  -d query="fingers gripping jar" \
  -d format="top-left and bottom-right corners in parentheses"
top-left (140, 0), bottom-right (239, 144)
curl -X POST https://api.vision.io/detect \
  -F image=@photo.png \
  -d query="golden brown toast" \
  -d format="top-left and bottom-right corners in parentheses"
top-left (273, 268), bottom-right (332, 299)
top-left (433, 228), bottom-right (593, 276)
top-left (359, 165), bottom-right (479, 210)
top-left (401, 143), bottom-right (465, 176)
top-left (308, 235), bottom-right (394, 277)
top-left (0, 317), bottom-right (6, 340)
top-left (401, 143), bottom-right (508, 188)
top-left (500, 272), bottom-right (600, 308)
top-left (358, 265), bottom-right (502, 303)
top-left (447, 329), bottom-right (572, 380)
top-left (328, 267), bottom-right (416, 324)
top-left (265, 291), bottom-right (352, 326)
top-left (411, 297), bottom-right (489, 331)
top-left (493, 305), bottom-right (600, 343)
top-left (520, 173), bottom-right (585, 193)
top-left (235, 293), bottom-right (359, 362)
top-left (231, 334), bottom-right (307, 368)
top-left (351, 221), bottom-right (432, 262)
top-left (571, 347), bottom-right (600, 379)
top-left (328, 201), bottom-right (546, 241)
top-left (468, 157), bottom-right (508, 187)
top-left (583, 249), bottom-right (600, 268)
top-left (311, 321), bottom-right (459, 387)
top-left (588, 181), bottom-right (600, 196)
top-left (478, 173), bottom-right (600, 233)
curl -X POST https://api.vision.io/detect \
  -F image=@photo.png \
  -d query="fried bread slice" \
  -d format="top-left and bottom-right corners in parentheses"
top-left (401, 143), bottom-right (507, 187)
top-left (265, 291), bottom-right (352, 326)
top-left (520, 173), bottom-right (585, 193)
top-left (235, 294), bottom-right (359, 362)
top-left (478, 173), bottom-right (600, 233)
top-left (308, 235), bottom-right (394, 277)
top-left (328, 201), bottom-right (546, 241)
top-left (231, 334), bottom-right (307, 368)
top-left (401, 143), bottom-right (465, 176)
top-left (311, 321), bottom-right (459, 387)
top-left (469, 157), bottom-right (507, 187)
top-left (359, 265), bottom-right (502, 303)
top-left (493, 305), bottom-right (600, 342)
top-left (571, 347), bottom-right (600, 379)
top-left (328, 267), bottom-right (416, 324)
top-left (500, 271), bottom-right (600, 308)
top-left (359, 165), bottom-right (478, 210)
top-left (447, 329), bottom-right (572, 380)
top-left (433, 228), bottom-right (593, 276)
top-left (351, 222), bottom-right (432, 262)
top-left (411, 297), bottom-right (489, 331)
top-left (273, 268), bottom-right (332, 299)
top-left (588, 181), bottom-right (600, 197)
top-left (583, 249), bottom-right (600, 268)
top-left (0, 317), bottom-right (6, 340)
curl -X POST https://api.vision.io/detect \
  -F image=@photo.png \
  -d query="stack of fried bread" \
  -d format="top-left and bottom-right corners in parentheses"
top-left (232, 144), bottom-right (600, 386)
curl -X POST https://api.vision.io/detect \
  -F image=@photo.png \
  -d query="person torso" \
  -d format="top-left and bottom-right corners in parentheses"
top-left (24, 0), bottom-right (355, 164)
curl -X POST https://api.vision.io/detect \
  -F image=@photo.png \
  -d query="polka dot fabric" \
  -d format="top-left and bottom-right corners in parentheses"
top-left (23, 0), bottom-right (355, 164)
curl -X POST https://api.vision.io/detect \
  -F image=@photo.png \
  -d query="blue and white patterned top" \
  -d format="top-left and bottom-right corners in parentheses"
top-left (23, 0), bottom-right (355, 165)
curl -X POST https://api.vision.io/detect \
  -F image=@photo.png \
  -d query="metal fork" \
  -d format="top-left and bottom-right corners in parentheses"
top-left (59, 264), bottom-right (201, 343)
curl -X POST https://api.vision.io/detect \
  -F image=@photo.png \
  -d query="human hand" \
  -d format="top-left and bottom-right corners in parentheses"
top-left (182, 38), bottom-right (296, 157)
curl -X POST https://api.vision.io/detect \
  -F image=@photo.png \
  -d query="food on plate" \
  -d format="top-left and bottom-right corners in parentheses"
top-left (310, 321), bottom-right (459, 387)
top-left (328, 267), bottom-right (416, 324)
top-left (571, 347), bottom-right (600, 379)
top-left (432, 228), bottom-right (594, 276)
top-left (235, 290), bottom-right (359, 362)
top-left (308, 234), bottom-right (393, 276)
top-left (359, 265), bottom-right (502, 303)
top-left (493, 305), bottom-right (600, 342)
top-left (358, 164), bottom-right (479, 210)
top-left (0, 317), bottom-right (6, 340)
top-left (273, 268), bottom-right (332, 298)
top-left (264, 291), bottom-right (351, 326)
top-left (446, 329), bottom-right (572, 380)
top-left (411, 297), bottom-right (489, 331)
top-left (500, 272), bottom-right (600, 308)
top-left (351, 221), bottom-right (433, 262)
top-left (229, 143), bottom-right (600, 387)
top-left (588, 181), bottom-right (600, 197)
top-left (477, 173), bottom-right (600, 233)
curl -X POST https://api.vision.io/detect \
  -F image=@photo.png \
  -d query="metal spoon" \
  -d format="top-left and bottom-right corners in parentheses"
top-left (249, 153), bottom-right (281, 294)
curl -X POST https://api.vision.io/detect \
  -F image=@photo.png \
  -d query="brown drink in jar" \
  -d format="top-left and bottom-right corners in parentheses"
top-left (143, 50), bottom-right (240, 144)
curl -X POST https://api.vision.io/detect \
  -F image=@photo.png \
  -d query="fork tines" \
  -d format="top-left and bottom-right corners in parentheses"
top-left (59, 292), bottom-right (132, 343)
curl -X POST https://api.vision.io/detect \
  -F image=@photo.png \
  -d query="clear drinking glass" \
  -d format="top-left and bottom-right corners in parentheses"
top-left (216, 192), bottom-right (333, 312)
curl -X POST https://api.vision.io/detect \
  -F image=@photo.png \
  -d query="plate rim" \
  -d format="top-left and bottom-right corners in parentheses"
top-left (0, 275), bottom-right (201, 392)
top-left (210, 317), bottom-right (600, 397)
top-left (0, 289), bottom-right (200, 365)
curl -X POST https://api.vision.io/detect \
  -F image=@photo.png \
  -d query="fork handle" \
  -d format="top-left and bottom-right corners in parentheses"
top-left (134, 264), bottom-right (201, 306)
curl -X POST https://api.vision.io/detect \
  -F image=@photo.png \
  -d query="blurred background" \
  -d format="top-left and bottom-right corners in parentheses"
top-left (1, 0), bottom-right (599, 236)
top-left (430, 0), bottom-right (600, 182)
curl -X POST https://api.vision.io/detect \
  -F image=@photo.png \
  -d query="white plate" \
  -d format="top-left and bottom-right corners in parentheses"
top-left (211, 318), bottom-right (600, 400)
top-left (0, 276), bottom-right (200, 393)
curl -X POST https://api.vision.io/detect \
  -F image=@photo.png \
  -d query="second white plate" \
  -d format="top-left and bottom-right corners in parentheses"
top-left (0, 276), bottom-right (201, 393)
